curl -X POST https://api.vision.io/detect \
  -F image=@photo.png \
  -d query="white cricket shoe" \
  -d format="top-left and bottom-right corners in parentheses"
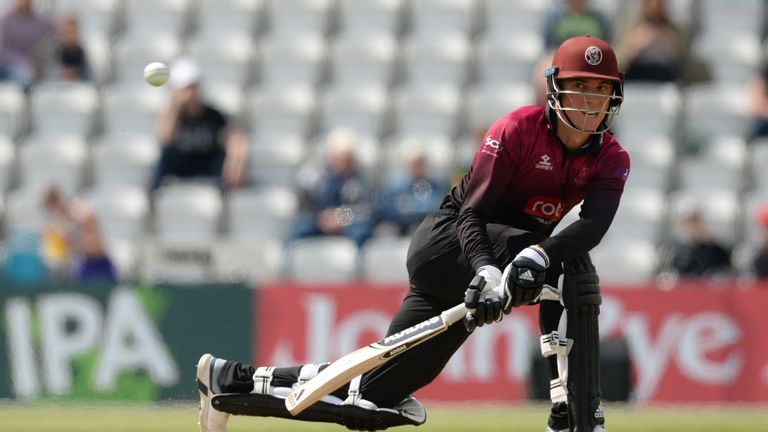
top-left (197, 353), bottom-right (230, 432)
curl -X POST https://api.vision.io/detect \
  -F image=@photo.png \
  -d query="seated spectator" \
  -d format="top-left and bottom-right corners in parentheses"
top-left (532, 50), bottom-right (555, 107)
top-left (662, 203), bottom-right (732, 278)
top-left (751, 205), bottom-right (768, 279)
top-left (0, 0), bottom-right (56, 90)
top-left (289, 128), bottom-right (373, 247)
top-left (375, 148), bottom-right (445, 236)
top-left (747, 61), bottom-right (768, 143)
top-left (41, 184), bottom-right (118, 283)
top-left (614, 0), bottom-right (683, 83)
top-left (542, 0), bottom-right (611, 49)
top-left (151, 58), bottom-right (247, 192)
top-left (55, 15), bottom-right (90, 82)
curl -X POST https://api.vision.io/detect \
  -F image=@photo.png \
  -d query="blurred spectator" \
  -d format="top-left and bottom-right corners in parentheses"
top-left (747, 61), bottom-right (768, 143)
top-left (453, 125), bottom-right (487, 187)
top-left (41, 184), bottom-right (118, 283)
top-left (375, 148), bottom-right (445, 236)
top-left (151, 58), bottom-right (248, 192)
top-left (663, 203), bottom-right (732, 278)
top-left (55, 15), bottom-right (91, 82)
top-left (290, 128), bottom-right (373, 246)
top-left (542, 0), bottom-right (611, 49)
top-left (0, 0), bottom-right (56, 90)
top-left (532, 50), bottom-right (555, 106)
top-left (614, 0), bottom-right (683, 83)
top-left (751, 205), bottom-right (768, 279)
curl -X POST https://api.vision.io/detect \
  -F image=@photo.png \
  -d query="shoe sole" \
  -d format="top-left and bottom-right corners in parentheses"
top-left (197, 353), bottom-right (214, 432)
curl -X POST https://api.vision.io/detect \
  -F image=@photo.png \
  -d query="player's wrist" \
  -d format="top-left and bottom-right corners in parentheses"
top-left (516, 245), bottom-right (550, 268)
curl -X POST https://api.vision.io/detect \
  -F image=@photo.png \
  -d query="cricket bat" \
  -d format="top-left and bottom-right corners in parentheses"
top-left (285, 280), bottom-right (502, 415)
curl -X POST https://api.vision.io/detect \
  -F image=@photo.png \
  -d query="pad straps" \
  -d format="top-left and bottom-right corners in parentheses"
top-left (344, 374), bottom-right (364, 406)
top-left (252, 366), bottom-right (275, 394)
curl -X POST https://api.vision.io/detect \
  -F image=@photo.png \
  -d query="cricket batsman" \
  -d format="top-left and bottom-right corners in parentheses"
top-left (195, 34), bottom-right (629, 432)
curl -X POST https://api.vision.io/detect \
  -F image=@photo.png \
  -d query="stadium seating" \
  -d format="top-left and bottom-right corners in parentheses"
top-left (247, 82), bottom-right (318, 139)
top-left (247, 134), bottom-right (307, 187)
top-left (360, 237), bottom-right (410, 283)
top-left (284, 236), bottom-right (360, 282)
top-left (227, 186), bottom-right (299, 241)
top-left (0, 83), bottom-right (25, 137)
top-left (0, 134), bottom-right (15, 193)
top-left (17, 135), bottom-right (88, 195)
top-left (336, 0), bottom-right (405, 36)
top-left (92, 132), bottom-right (159, 189)
top-left (4, 0), bottom-right (767, 285)
top-left (329, 32), bottom-right (400, 88)
top-left (152, 182), bottom-right (223, 242)
top-left (391, 82), bottom-right (462, 137)
top-left (29, 82), bottom-right (99, 137)
top-left (318, 83), bottom-right (390, 138)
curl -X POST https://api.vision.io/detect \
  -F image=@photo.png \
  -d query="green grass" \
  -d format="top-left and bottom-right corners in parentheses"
top-left (0, 402), bottom-right (766, 432)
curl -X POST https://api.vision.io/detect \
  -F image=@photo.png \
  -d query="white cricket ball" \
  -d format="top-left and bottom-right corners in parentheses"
top-left (143, 62), bottom-right (169, 87)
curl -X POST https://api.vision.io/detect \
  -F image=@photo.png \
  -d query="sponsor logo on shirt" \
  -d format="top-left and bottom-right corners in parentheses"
top-left (525, 196), bottom-right (563, 223)
top-left (481, 135), bottom-right (502, 158)
top-left (535, 154), bottom-right (553, 171)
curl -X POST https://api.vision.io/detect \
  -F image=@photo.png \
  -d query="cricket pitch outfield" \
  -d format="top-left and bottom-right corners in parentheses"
top-left (1, 401), bottom-right (766, 431)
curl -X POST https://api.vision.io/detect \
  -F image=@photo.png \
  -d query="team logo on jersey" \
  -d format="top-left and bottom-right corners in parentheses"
top-left (482, 135), bottom-right (502, 158)
top-left (535, 154), bottom-right (553, 171)
top-left (585, 46), bottom-right (602, 65)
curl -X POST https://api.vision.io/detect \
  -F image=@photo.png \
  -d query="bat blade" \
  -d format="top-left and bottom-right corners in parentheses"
top-left (285, 303), bottom-right (467, 415)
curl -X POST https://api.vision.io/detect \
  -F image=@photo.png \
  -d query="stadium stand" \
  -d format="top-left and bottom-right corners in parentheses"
top-left (3, 0), bottom-right (768, 285)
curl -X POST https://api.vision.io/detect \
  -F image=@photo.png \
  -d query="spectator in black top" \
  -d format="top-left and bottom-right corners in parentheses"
top-left (751, 204), bottom-right (768, 279)
top-left (614, 0), bottom-right (683, 83)
top-left (748, 61), bottom-right (768, 143)
top-left (55, 15), bottom-right (90, 82)
top-left (666, 202), bottom-right (732, 278)
top-left (151, 58), bottom-right (247, 192)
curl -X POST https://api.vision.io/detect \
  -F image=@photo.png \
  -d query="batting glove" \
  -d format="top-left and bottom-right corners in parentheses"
top-left (464, 265), bottom-right (502, 332)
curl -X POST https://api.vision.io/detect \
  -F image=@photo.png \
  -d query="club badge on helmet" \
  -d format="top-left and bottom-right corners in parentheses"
top-left (545, 35), bottom-right (624, 134)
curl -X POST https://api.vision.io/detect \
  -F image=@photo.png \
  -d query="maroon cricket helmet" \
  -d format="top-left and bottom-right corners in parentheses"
top-left (551, 35), bottom-right (622, 82)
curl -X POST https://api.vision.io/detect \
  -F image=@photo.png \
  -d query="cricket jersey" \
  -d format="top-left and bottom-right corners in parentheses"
top-left (442, 105), bottom-right (631, 270)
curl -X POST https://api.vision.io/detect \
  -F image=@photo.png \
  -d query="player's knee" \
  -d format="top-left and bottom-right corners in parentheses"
top-left (562, 254), bottom-right (601, 309)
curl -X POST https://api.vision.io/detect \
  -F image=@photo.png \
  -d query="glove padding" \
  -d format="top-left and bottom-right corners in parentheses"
top-left (501, 246), bottom-right (549, 311)
top-left (463, 265), bottom-right (503, 332)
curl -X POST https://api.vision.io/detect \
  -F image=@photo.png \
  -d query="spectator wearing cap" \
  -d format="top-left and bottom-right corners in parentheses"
top-left (375, 147), bottom-right (445, 237)
top-left (151, 57), bottom-right (247, 192)
top-left (662, 202), bottom-right (732, 278)
top-left (289, 128), bottom-right (374, 247)
top-left (751, 205), bottom-right (768, 279)
top-left (0, 0), bottom-right (56, 90)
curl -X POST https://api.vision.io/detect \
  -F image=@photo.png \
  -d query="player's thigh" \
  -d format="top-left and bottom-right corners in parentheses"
top-left (385, 289), bottom-right (456, 335)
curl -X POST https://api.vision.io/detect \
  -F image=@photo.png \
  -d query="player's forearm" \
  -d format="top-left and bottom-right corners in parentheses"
top-left (539, 187), bottom-right (621, 264)
top-left (457, 207), bottom-right (498, 271)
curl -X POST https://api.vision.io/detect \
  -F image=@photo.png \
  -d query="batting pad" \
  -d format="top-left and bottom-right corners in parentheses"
top-left (211, 393), bottom-right (425, 431)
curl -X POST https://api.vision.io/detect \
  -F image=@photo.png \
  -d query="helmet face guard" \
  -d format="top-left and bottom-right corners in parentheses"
top-left (546, 35), bottom-right (624, 134)
top-left (545, 68), bottom-right (623, 134)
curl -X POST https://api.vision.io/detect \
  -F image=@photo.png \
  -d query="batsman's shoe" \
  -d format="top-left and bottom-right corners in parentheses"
top-left (546, 401), bottom-right (569, 432)
top-left (197, 353), bottom-right (230, 432)
top-left (547, 426), bottom-right (608, 432)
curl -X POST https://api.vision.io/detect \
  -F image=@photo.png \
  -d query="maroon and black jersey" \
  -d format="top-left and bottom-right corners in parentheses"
top-left (442, 105), bottom-right (630, 270)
